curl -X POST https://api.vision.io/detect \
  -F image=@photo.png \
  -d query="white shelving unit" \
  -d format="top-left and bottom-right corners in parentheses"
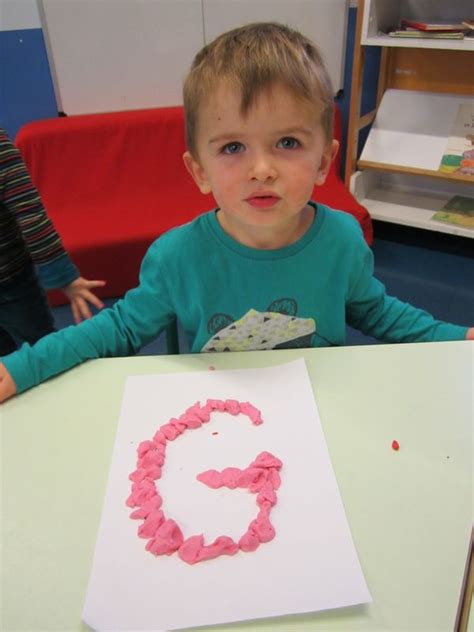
top-left (361, 0), bottom-right (474, 51)
top-left (360, 33), bottom-right (472, 51)
top-left (352, 171), bottom-right (474, 239)
top-left (345, 0), bottom-right (474, 238)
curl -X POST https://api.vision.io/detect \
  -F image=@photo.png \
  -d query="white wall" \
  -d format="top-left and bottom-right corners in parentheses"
top-left (39, 0), bottom-right (349, 116)
top-left (0, 0), bottom-right (40, 31)
top-left (204, 0), bottom-right (348, 97)
top-left (40, 0), bottom-right (204, 114)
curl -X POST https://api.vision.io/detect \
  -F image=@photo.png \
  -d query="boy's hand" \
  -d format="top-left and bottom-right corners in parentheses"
top-left (0, 363), bottom-right (16, 403)
top-left (466, 327), bottom-right (474, 340)
top-left (62, 277), bottom-right (106, 323)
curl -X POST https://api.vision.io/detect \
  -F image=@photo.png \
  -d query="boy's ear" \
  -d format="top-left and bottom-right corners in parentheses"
top-left (314, 140), bottom-right (339, 186)
top-left (183, 151), bottom-right (212, 195)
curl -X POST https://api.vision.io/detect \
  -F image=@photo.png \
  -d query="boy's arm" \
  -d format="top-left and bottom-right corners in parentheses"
top-left (0, 239), bottom-right (175, 398)
top-left (0, 363), bottom-right (16, 402)
top-left (346, 244), bottom-right (470, 343)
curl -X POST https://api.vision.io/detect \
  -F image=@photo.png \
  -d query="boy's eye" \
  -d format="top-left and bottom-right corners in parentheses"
top-left (222, 142), bottom-right (244, 154)
top-left (277, 137), bottom-right (300, 149)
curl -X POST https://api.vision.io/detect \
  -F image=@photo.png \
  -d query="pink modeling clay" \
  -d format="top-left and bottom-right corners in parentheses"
top-left (126, 479), bottom-right (157, 507)
top-left (138, 448), bottom-right (165, 468)
top-left (186, 402), bottom-right (212, 422)
top-left (129, 494), bottom-right (162, 519)
top-left (127, 399), bottom-right (283, 564)
top-left (178, 535), bottom-right (239, 564)
top-left (152, 430), bottom-right (167, 445)
top-left (239, 401), bottom-right (263, 425)
top-left (224, 399), bottom-right (240, 415)
top-left (138, 509), bottom-right (165, 538)
top-left (205, 398), bottom-right (226, 412)
top-left (146, 519), bottom-right (184, 555)
top-left (137, 440), bottom-right (155, 458)
top-left (160, 423), bottom-right (181, 441)
top-left (170, 417), bottom-right (188, 432)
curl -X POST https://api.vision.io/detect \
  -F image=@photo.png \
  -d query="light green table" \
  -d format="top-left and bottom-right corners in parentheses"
top-left (2, 342), bottom-right (473, 631)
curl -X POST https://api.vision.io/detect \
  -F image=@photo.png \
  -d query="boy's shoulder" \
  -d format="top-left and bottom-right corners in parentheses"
top-left (318, 203), bottom-right (366, 242)
top-left (155, 211), bottom-right (212, 246)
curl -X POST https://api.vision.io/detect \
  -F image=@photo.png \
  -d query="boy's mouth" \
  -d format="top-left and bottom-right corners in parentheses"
top-left (245, 194), bottom-right (280, 209)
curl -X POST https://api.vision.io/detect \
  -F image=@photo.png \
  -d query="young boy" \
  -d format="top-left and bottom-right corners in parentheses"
top-left (0, 22), bottom-right (472, 402)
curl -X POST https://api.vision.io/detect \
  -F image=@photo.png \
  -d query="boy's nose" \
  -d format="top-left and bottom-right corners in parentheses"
top-left (249, 154), bottom-right (277, 182)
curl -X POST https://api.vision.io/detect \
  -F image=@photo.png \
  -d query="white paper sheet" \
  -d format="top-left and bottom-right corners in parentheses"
top-left (82, 359), bottom-right (371, 630)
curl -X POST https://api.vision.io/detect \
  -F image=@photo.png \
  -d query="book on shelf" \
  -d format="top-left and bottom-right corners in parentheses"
top-left (439, 103), bottom-right (474, 176)
top-left (400, 18), bottom-right (467, 32)
top-left (432, 196), bottom-right (474, 229)
top-left (388, 29), bottom-right (464, 39)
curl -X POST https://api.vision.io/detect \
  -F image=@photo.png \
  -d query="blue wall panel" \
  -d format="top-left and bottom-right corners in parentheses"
top-left (0, 28), bottom-right (57, 139)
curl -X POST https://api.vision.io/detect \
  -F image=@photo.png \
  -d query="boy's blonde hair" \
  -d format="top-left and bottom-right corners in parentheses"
top-left (183, 22), bottom-right (334, 156)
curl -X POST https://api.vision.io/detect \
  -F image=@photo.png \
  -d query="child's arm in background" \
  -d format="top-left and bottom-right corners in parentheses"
top-left (61, 276), bottom-right (106, 322)
top-left (467, 328), bottom-right (474, 340)
top-left (0, 128), bottom-right (105, 322)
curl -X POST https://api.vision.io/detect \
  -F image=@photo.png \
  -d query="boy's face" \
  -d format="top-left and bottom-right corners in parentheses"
top-left (183, 81), bottom-right (338, 248)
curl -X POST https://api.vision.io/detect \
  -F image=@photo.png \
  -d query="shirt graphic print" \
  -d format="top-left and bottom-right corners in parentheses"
top-left (201, 298), bottom-right (316, 352)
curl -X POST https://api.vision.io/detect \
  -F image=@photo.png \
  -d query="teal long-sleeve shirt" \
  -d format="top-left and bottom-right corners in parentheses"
top-left (2, 203), bottom-right (468, 393)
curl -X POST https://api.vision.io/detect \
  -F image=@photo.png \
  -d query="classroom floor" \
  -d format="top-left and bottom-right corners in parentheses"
top-left (52, 222), bottom-right (474, 353)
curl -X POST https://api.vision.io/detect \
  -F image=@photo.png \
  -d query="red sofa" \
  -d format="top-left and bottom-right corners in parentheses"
top-left (15, 105), bottom-right (372, 306)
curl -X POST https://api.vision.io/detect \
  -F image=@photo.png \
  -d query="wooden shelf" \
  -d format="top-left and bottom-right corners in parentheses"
top-left (357, 161), bottom-right (474, 186)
